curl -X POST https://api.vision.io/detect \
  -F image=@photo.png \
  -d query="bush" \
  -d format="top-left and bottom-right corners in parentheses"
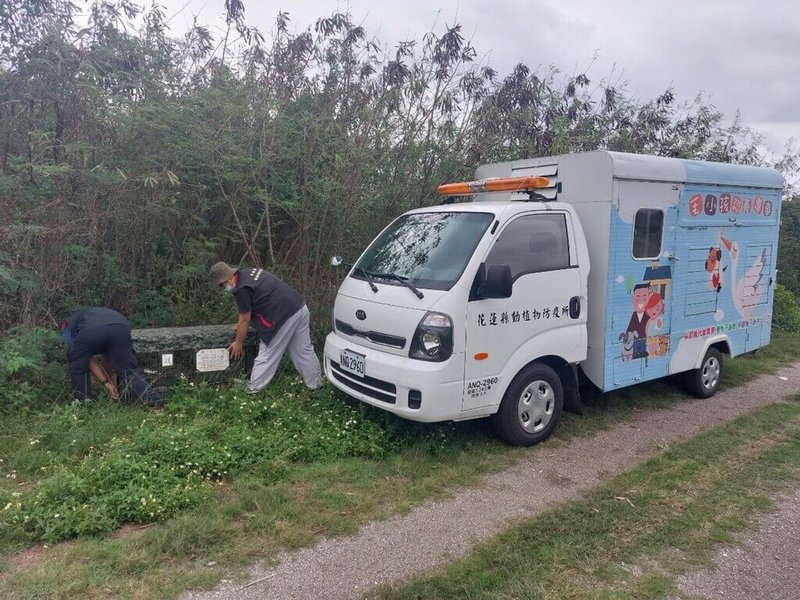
top-left (0, 327), bottom-right (68, 413)
top-left (773, 284), bottom-right (800, 332)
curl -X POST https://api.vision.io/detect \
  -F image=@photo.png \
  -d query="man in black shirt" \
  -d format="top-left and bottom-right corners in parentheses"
top-left (60, 307), bottom-right (162, 406)
top-left (210, 262), bottom-right (323, 393)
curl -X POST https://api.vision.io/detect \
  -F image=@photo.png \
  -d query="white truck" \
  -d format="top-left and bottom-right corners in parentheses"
top-left (324, 151), bottom-right (783, 445)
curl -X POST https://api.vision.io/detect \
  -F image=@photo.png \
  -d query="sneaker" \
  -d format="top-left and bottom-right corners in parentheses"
top-left (145, 397), bottom-right (164, 408)
top-left (143, 389), bottom-right (165, 408)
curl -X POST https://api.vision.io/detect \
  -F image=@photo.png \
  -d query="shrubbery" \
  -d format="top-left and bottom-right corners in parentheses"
top-left (2, 1), bottom-right (797, 334)
top-left (0, 327), bottom-right (68, 414)
top-left (773, 284), bottom-right (800, 332)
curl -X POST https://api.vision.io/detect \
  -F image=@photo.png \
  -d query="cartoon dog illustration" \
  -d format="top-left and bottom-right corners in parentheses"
top-left (619, 331), bottom-right (638, 362)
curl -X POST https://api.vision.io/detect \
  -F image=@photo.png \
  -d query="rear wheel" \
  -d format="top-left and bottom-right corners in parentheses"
top-left (491, 363), bottom-right (563, 446)
top-left (684, 347), bottom-right (723, 398)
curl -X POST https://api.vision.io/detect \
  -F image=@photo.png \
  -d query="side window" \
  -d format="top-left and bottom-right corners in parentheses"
top-left (632, 209), bottom-right (664, 259)
top-left (486, 214), bottom-right (571, 280)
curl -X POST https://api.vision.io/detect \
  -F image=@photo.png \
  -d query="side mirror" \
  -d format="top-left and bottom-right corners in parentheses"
top-left (469, 263), bottom-right (486, 301)
top-left (484, 264), bottom-right (512, 299)
top-left (330, 256), bottom-right (344, 267)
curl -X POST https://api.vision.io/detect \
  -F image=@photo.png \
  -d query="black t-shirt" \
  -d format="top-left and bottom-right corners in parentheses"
top-left (64, 307), bottom-right (130, 336)
top-left (234, 268), bottom-right (305, 344)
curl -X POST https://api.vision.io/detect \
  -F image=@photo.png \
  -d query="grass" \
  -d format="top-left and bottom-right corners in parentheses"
top-left (0, 331), bottom-right (798, 598)
top-left (373, 398), bottom-right (800, 600)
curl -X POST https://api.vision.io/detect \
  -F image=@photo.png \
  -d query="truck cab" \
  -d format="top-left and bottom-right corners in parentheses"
top-left (324, 174), bottom-right (590, 445)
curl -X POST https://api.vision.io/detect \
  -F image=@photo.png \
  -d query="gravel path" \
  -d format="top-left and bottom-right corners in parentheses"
top-left (675, 487), bottom-right (800, 600)
top-left (185, 363), bottom-right (800, 600)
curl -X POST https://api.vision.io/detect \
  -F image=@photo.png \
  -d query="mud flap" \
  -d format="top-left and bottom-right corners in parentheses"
top-left (563, 364), bottom-right (583, 415)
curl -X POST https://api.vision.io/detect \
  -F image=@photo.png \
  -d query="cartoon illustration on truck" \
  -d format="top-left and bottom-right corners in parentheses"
top-left (324, 151), bottom-right (783, 445)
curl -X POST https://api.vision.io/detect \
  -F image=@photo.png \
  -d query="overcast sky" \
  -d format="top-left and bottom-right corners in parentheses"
top-left (160, 0), bottom-right (799, 159)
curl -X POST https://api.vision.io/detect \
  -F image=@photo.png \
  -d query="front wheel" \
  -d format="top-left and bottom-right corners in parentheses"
top-left (491, 363), bottom-right (563, 446)
top-left (684, 347), bottom-right (723, 398)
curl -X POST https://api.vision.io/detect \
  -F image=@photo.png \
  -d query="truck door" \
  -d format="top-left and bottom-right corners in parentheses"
top-left (463, 211), bottom-right (584, 412)
top-left (611, 205), bottom-right (676, 386)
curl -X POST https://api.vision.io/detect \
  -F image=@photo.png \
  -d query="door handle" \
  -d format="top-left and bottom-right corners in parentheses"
top-left (569, 296), bottom-right (581, 319)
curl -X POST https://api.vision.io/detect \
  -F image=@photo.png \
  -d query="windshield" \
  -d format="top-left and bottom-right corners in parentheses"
top-left (353, 211), bottom-right (494, 291)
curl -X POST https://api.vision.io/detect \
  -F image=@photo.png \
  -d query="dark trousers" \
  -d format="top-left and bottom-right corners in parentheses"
top-left (67, 324), bottom-right (151, 400)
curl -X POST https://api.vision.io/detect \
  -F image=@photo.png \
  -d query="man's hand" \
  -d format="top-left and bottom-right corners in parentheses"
top-left (228, 312), bottom-right (251, 361)
top-left (228, 340), bottom-right (244, 360)
top-left (104, 380), bottom-right (120, 401)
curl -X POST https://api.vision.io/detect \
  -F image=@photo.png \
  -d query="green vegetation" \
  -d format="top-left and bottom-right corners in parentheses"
top-left (2, 2), bottom-right (800, 598)
top-left (375, 399), bottom-right (800, 600)
top-left (772, 284), bottom-right (800, 333)
top-left (0, 378), bottom-right (457, 548)
top-left (777, 199), bottom-right (800, 297)
top-left (1, 1), bottom-right (797, 334)
top-left (1, 333), bottom-right (798, 598)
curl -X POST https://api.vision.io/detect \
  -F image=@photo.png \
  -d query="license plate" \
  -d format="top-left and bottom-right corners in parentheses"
top-left (340, 349), bottom-right (366, 378)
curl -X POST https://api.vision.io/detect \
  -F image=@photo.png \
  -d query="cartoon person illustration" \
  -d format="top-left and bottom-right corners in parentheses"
top-left (645, 292), bottom-right (665, 336)
top-left (645, 292), bottom-right (667, 356)
top-left (704, 246), bottom-right (726, 293)
top-left (626, 283), bottom-right (650, 359)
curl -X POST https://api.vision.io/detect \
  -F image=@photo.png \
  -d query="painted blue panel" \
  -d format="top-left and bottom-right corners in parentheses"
top-left (682, 159), bottom-right (784, 190)
top-left (601, 176), bottom-right (781, 392)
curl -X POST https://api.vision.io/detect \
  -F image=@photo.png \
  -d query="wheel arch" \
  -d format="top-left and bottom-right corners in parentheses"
top-left (511, 354), bottom-right (582, 415)
top-left (693, 335), bottom-right (731, 369)
top-left (710, 339), bottom-right (732, 356)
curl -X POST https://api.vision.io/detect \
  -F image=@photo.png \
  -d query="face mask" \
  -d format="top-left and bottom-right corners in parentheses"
top-left (223, 283), bottom-right (235, 293)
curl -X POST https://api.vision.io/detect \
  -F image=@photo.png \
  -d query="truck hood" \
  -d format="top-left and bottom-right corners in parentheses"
top-left (333, 276), bottom-right (457, 356)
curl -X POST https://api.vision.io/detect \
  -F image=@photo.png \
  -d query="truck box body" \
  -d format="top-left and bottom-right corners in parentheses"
top-left (475, 151), bottom-right (783, 392)
top-left (324, 150), bottom-right (783, 444)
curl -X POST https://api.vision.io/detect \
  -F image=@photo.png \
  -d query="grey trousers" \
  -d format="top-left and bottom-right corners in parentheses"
top-left (248, 305), bottom-right (323, 392)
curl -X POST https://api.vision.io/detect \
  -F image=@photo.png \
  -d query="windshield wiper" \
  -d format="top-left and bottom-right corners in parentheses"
top-left (376, 272), bottom-right (424, 299)
top-left (353, 267), bottom-right (378, 293)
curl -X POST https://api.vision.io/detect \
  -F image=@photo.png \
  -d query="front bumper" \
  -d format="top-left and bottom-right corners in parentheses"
top-left (324, 332), bottom-right (465, 422)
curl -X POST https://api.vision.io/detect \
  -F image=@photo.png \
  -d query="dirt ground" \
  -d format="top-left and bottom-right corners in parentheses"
top-left (185, 363), bottom-right (800, 600)
top-left (675, 487), bottom-right (800, 600)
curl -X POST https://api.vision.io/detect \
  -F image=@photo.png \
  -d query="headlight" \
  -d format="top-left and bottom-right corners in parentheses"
top-left (410, 312), bottom-right (453, 362)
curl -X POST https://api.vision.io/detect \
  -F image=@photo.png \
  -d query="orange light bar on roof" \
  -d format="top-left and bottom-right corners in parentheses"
top-left (436, 176), bottom-right (550, 196)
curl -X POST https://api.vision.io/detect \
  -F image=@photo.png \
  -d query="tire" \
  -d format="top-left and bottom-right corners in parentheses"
top-left (491, 363), bottom-right (564, 446)
top-left (684, 347), bottom-right (723, 399)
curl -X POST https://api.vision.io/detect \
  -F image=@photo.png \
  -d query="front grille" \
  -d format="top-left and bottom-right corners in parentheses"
top-left (330, 360), bottom-right (396, 404)
top-left (335, 320), bottom-right (406, 349)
